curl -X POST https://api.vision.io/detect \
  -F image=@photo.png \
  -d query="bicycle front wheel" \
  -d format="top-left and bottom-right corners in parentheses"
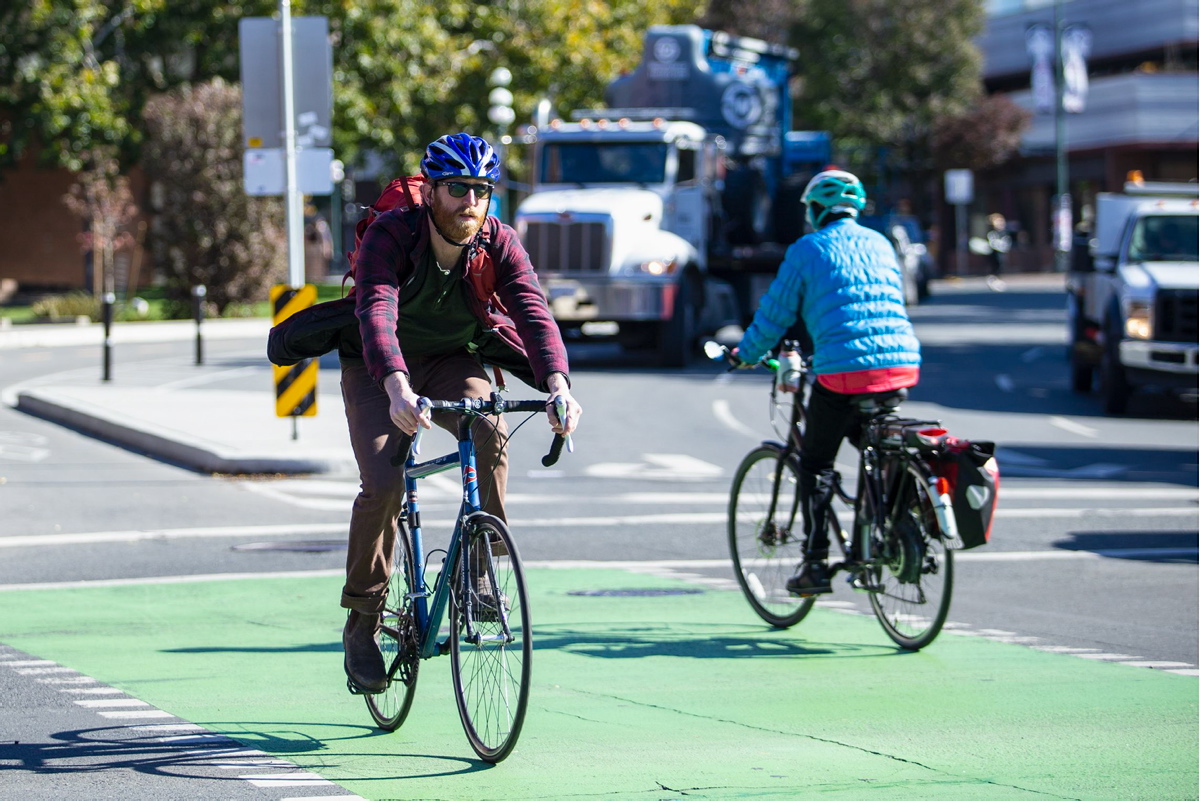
top-left (366, 523), bottom-right (420, 731)
top-left (450, 514), bottom-right (531, 763)
top-left (868, 460), bottom-right (954, 650)
top-left (728, 445), bottom-right (814, 628)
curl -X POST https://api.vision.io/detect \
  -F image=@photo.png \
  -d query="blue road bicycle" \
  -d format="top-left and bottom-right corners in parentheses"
top-left (358, 393), bottom-right (569, 762)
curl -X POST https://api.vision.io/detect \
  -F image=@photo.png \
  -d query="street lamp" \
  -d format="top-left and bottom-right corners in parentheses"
top-left (488, 67), bottom-right (515, 222)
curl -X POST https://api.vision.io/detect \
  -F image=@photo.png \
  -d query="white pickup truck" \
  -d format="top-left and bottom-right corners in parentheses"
top-left (1068, 178), bottom-right (1199, 413)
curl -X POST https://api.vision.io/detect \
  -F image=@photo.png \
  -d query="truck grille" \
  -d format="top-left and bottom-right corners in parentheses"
top-left (522, 220), bottom-right (609, 273)
top-left (1155, 289), bottom-right (1199, 343)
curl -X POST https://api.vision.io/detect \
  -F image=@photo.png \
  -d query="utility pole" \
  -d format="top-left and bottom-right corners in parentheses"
top-left (280, 0), bottom-right (304, 289)
top-left (1052, 0), bottom-right (1070, 272)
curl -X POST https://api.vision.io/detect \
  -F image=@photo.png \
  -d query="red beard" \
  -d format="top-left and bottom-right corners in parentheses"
top-left (431, 199), bottom-right (484, 244)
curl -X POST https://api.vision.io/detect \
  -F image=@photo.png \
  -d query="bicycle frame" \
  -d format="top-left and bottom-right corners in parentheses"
top-left (402, 411), bottom-right (487, 661)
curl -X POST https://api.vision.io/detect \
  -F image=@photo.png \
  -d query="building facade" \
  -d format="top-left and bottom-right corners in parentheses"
top-left (970, 0), bottom-right (1198, 272)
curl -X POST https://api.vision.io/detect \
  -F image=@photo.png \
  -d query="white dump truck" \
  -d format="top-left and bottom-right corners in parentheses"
top-left (1068, 177), bottom-right (1199, 413)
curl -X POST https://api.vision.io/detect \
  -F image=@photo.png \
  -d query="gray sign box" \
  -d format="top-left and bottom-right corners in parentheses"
top-left (239, 16), bottom-right (332, 149)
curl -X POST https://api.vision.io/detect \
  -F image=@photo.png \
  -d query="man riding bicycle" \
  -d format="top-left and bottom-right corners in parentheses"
top-left (732, 169), bottom-right (921, 596)
top-left (340, 132), bottom-right (582, 693)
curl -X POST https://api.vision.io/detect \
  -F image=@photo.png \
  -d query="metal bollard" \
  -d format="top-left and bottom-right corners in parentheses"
top-left (102, 292), bottom-right (115, 381)
top-left (192, 284), bottom-right (206, 365)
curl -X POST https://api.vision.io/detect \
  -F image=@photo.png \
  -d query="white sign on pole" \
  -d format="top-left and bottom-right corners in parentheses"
top-left (244, 148), bottom-right (336, 196)
top-left (238, 16), bottom-right (332, 150)
top-left (944, 169), bottom-right (974, 205)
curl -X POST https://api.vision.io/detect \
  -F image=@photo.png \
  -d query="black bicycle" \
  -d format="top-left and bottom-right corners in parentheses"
top-left (707, 341), bottom-right (958, 650)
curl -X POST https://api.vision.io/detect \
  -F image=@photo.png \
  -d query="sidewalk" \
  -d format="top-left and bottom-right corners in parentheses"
top-left (6, 317), bottom-right (354, 475)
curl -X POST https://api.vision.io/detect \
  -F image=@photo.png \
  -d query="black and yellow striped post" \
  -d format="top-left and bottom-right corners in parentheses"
top-left (270, 284), bottom-right (319, 436)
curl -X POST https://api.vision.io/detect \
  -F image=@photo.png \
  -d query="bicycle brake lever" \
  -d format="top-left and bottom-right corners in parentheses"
top-left (411, 397), bottom-right (432, 455)
top-left (553, 396), bottom-right (574, 454)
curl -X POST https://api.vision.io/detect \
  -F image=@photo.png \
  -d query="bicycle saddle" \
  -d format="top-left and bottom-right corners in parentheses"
top-left (853, 389), bottom-right (907, 415)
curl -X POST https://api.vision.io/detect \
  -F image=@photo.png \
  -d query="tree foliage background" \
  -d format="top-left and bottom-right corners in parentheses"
top-left (141, 79), bottom-right (286, 316)
top-left (1, 0), bottom-right (703, 179)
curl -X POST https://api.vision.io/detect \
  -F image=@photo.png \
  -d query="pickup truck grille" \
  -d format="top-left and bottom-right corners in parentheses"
top-left (1155, 289), bottom-right (1199, 343)
top-left (522, 220), bottom-right (609, 273)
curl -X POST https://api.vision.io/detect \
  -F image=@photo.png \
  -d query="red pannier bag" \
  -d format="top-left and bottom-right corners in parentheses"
top-left (930, 437), bottom-right (999, 549)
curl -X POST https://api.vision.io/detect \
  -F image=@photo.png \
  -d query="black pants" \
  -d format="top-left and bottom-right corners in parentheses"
top-left (797, 382), bottom-right (876, 557)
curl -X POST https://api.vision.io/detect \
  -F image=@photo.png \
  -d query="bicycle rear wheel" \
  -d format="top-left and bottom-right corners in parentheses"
top-left (728, 445), bottom-right (814, 628)
top-left (366, 524), bottom-right (420, 731)
top-left (450, 514), bottom-right (531, 763)
top-left (867, 460), bottom-right (954, 650)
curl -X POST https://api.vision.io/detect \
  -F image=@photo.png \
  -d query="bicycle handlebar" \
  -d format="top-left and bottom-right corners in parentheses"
top-left (702, 340), bottom-right (781, 373)
top-left (408, 394), bottom-right (572, 467)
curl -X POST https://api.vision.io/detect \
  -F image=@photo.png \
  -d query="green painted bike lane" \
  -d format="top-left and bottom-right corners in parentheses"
top-left (0, 568), bottom-right (1195, 800)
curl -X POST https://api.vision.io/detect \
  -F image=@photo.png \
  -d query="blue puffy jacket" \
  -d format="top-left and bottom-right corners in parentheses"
top-left (737, 218), bottom-right (921, 375)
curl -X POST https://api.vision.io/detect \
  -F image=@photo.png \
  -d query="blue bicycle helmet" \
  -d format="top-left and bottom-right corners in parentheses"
top-left (801, 169), bottom-right (867, 229)
top-left (421, 132), bottom-right (501, 182)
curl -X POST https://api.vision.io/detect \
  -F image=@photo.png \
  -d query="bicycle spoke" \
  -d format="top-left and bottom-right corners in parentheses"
top-left (868, 462), bottom-right (954, 650)
top-left (728, 446), bottom-right (815, 628)
top-left (450, 516), bottom-right (531, 762)
top-left (365, 527), bottom-right (420, 731)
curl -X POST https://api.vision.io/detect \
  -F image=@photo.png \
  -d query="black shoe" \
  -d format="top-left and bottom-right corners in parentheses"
top-left (343, 611), bottom-right (387, 694)
top-left (786, 562), bottom-right (833, 597)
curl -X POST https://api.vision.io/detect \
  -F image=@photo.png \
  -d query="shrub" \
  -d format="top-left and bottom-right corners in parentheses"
top-left (141, 79), bottom-right (287, 317)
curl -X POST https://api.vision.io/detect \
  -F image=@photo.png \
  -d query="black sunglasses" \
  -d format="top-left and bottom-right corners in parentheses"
top-left (439, 181), bottom-right (494, 199)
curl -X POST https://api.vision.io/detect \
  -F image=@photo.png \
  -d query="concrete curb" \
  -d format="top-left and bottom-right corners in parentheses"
top-left (16, 387), bottom-right (355, 475)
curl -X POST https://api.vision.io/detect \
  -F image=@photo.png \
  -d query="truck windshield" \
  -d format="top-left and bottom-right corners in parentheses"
top-left (1128, 215), bottom-right (1199, 262)
top-left (541, 142), bottom-right (668, 185)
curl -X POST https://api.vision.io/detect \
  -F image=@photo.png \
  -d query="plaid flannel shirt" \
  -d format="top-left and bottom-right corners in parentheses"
top-left (353, 207), bottom-right (570, 391)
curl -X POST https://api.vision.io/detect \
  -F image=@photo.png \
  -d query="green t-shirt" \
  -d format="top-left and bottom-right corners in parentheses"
top-left (396, 249), bottom-right (480, 356)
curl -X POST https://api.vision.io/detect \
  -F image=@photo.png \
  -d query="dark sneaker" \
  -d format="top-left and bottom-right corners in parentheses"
top-left (343, 611), bottom-right (387, 694)
top-left (786, 562), bottom-right (833, 597)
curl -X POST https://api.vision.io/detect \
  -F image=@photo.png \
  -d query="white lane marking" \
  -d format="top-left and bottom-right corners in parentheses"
top-left (36, 676), bottom-right (96, 684)
top-left (241, 774), bottom-right (335, 788)
top-left (996, 374), bottom-right (1015, 392)
top-left (0, 431), bottom-right (52, 462)
top-left (3, 547), bottom-right (1197, 594)
top-left (3, 660), bottom-right (57, 667)
top-left (75, 698), bottom-right (150, 708)
top-left (97, 709), bottom-right (175, 719)
top-left (281, 796), bottom-right (368, 801)
top-left (62, 687), bottom-right (125, 694)
top-left (586, 453), bottom-right (723, 481)
top-left (1073, 653), bottom-right (1136, 661)
top-left (1119, 661), bottom-right (1194, 669)
top-left (15, 666), bottom-right (76, 675)
top-left (1049, 416), bottom-right (1099, 438)
top-left (712, 399), bottom-right (760, 439)
top-left (5, 503), bottom-right (1197, 553)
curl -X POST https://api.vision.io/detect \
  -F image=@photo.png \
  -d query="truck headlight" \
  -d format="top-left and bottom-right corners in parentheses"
top-left (637, 258), bottom-right (677, 275)
top-left (1125, 301), bottom-right (1153, 340)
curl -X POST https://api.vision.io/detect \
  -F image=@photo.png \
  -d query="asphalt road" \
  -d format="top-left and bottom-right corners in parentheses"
top-left (1, 275), bottom-right (1196, 798)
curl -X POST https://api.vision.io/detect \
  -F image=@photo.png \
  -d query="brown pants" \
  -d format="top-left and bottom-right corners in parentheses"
top-left (339, 351), bottom-right (509, 614)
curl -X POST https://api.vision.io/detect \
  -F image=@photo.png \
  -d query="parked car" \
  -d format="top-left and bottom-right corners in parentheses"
top-left (859, 213), bottom-right (934, 305)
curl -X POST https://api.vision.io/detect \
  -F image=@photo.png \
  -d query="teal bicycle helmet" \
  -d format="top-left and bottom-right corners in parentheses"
top-left (801, 169), bottom-right (867, 230)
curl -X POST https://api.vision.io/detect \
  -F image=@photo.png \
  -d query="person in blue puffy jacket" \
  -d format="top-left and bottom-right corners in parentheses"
top-left (734, 169), bottom-right (921, 596)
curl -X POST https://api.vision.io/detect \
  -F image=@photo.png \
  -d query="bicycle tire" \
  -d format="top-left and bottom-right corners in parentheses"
top-left (366, 523), bottom-right (420, 731)
top-left (867, 460), bottom-right (954, 650)
top-left (728, 444), bottom-right (815, 628)
top-left (449, 514), bottom-right (531, 763)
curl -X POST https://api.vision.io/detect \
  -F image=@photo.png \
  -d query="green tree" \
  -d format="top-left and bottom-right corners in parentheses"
top-left (2, 0), bottom-right (703, 179)
top-left (61, 148), bottom-right (139, 299)
top-left (141, 79), bottom-right (286, 316)
top-left (932, 93), bottom-right (1031, 171)
top-left (790, 0), bottom-right (983, 148)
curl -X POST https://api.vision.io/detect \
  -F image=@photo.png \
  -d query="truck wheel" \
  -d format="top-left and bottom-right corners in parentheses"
top-left (1100, 329), bottom-right (1131, 414)
top-left (658, 280), bottom-right (696, 368)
